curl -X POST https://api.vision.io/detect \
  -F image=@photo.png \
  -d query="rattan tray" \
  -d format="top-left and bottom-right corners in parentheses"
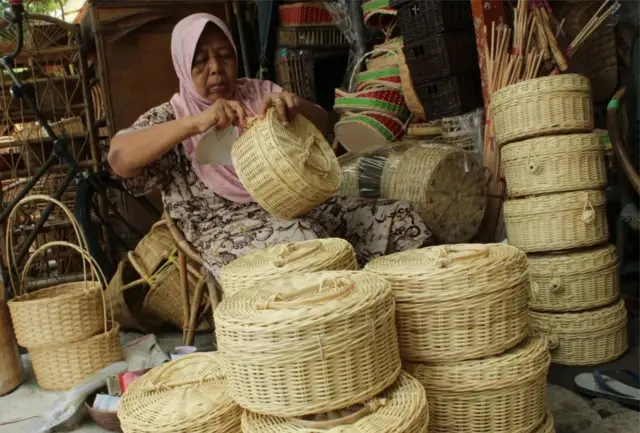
top-left (406, 337), bottom-right (550, 433)
top-left (503, 190), bottom-right (609, 253)
top-left (530, 299), bottom-right (628, 365)
top-left (366, 244), bottom-right (530, 362)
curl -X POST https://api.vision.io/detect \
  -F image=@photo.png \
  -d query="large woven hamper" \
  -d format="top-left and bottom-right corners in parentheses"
top-left (529, 299), bottom-right (628, 366)
top-left (232, 108), bottom-right (340, 219)
top-left (406, 337), bottom-right (550, 433)
top-left (503, 190), bottom-right (609, 253)
top-left (528, 245), bottom-right (619, 312)
top-left (219, 238), bottom-right (358, 297)
top-left (491, 74), bottom-right (593, 146)
top-left (215, 271), bottom-right (401, 417)
top-left (501, 133), bottom-right (607, 197)
top-left (365, 244), bottom-right (530, 362)
top-left (241, 371), bottom-right (428, 433)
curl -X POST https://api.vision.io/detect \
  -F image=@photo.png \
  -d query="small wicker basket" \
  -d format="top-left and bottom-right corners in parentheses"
top-left (366, 244), bottom-right (530, 362)
top-left (241, 371), bottom-right (428, 433)
top-left (232, 109), bottom-right (340, 219)
top-left (215, 271), bottom-right (401, 417)
top-left (501, 133), bottom-right (607, 198)
top-left (528, 245), bottom-right (620, 312)
top-left (530, 299), bottom-right (628, 366)
top-left (503, 190), bottom-right (609, 253)
top-left (133, 220), bottom-right (176, 275)
top-left (405, 337), bottom-right (550, 433)
top-left (491, 74), bottom-right (594, 146)
top-left (220, 238), bottom-right (358, 297)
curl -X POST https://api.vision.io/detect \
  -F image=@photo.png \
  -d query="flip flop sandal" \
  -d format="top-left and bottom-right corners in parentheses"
top-left (574, 369), bottom-right (640, 408)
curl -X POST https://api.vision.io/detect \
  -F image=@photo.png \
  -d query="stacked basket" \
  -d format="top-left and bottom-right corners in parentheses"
top-left (365, 244), bottom-right (555, 433)
top-left (494, 74), bottom-right (628, 366)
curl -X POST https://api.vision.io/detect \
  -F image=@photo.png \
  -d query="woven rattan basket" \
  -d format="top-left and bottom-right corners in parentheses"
top-left (232, 108), bottom-right (340, 219)
top-left (366, 38), bottom-right (402, 70)
top-left (406, 337), bottom-right (550, 433)
top-left (529, 245), bottom-right (620, 312)
top-left (118, 353), bottom-right (242, 433)
top-left (215, 271), bottom-right (401, 417)
top-left (366, 244), bottom-right (530, 362)
top-left (536, 414), bottom-right (556, 433)
top-left (134, 220), bottom-right (176, 275)
top-left (241, 371), bottom-right (428, 433)
top-left (529, 299), bottom-right (628, 366)
top-left (491, 74), bottom-right (593, 146)
top-left (0, 299), bottom-right (23, 396)
top-left (220, 238), bottom-right (358, 297)
top-left (501, 133), bottom-right (607, 197)
top-left (503, 190), bottom-right (609, 253)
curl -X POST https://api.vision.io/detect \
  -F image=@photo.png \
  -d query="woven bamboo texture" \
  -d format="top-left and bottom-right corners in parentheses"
top-left (366, 37), bottom-right (402, 70)
top-left (528, 245), bottom-right (620, 312)
top-left (399, 49), bottom-right (426, 120)
top-left (501, 133), bottom-right (607, 197)
top-left (0, 299), bottom-right (23, 396)
top-left (215, 271), bottom-right (401, 417)
top-left (491, 74), bottom-right (593, 146)
top-left (232, 109), bottom-right (340, 219)
top-left (536, 414), bottom-right (556, 433)
top-left (335, 88), bottom-right (409, 120)
top-left (220, 239), bottom-right (357, 297)
top-left (405, 337), bottom-right (550, 433)
top-left (366, 244), bottom-right (529, 362)
top-left (530, 299), bottom-right (628, 366)
top-left (241, 371), bottom-right (428, 433)
top-left (503, 190), bottom-right (609, 253)
top-left (118, 353), bottom-right (242, 433)
top-left (134, 221), bottom-right (175, 275)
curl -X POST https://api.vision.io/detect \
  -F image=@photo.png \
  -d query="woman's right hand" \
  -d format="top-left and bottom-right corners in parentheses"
top-left (194, 99), bottom-right (246, 133)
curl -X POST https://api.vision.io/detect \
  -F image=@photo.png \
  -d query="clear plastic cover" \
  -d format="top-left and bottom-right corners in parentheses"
top-left (440, 108), bottom-right (485, 157)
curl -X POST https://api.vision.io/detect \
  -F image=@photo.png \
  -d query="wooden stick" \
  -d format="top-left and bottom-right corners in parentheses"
top-left (570, 2), bottom-right (618, 55)
top-left (555, 18), bottom-right (565, 39)
top-left (185, 276), bottom-right (206, 346)
top-left (179, 250), bottom-right (190, 344)
top-left (571, 0), bottom-right (611, 48)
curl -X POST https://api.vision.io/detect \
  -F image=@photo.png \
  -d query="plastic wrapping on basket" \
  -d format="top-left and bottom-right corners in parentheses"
top-left (440, 108), bottom-right (484, 157)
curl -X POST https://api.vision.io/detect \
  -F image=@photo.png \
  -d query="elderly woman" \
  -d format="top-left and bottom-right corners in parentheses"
top-left (108, 13), bottom-right (432, 278)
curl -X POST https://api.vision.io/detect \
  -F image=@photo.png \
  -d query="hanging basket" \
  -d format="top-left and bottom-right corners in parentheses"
top-left (366, 243), bottom-right (530, 362)
top-left (528, 245), bottom-right (619, 312)
top-left (335, 111), bottom-right (405, 155)
top-left (530, 299), bottom-right (628, 366)
top-left (215, 271), bottom-right (401, 417)
top-left (232, 108), bottom-right (340, 219)
top-left (335, 88), bottom-right (409, 120)
top-left (503, 190), bottom-right (609, 253)
top-left (406, 337), bottom-right (551, 433)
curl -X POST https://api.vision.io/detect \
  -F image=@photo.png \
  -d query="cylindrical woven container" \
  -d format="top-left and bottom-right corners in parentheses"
top-left (529, 245), bottom-right (620, 312)
top-left (536, 414), bottom-right (556, 433)
top-left (406, 337), bottom-right (550, 433)
top-left (219, 238), bottom-right (358, 297)
top-left (335, 111), bottom-right (405, 154)
top-left (366, 244), bottom-right (530, 362)
top-left (232, 108), bottom-right (340, 219)
top-left (503, 190), bottom-right (609, 253)
top-left (491, 74), bottom-right (594, 146)
top-left (0, 299), bottom-right (23, 396)
top-left (241, 371), bottom-right (428, 433)
top-left (529, 299), bottom-right (628, 366)
top-left (133, 220), bottom-right (175, 275)
top-left (118, 353), bottom-right (242, 433)
top-left (215, 271), bottom-right (401, 417)
top-left (501, 133), bottom-right (607, 197)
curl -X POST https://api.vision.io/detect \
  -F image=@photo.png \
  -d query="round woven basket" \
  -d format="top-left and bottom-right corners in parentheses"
top-left (503, 190), bottom-right (609, 253)
top-left (405, 337), bottom-right (550, 433)
top-left (232, 108), bottom-right (340, 219)
top-left (491, 74), bottom-right (593, 146)
top-left (215, 271), bottom-right (401, 417)
top-left (220, 238), bottom-right (358, 297)
top-left (529, 245), bottom-right (620, 312)
top-left (366, 244), bottom-right (530, 362)
top-left (529, 299), bottom-right (628, 366)
top-left (241, 371), bottom-right (428, 433)
top-left (536, 413), bottom-right (556, 433)
top-left (501, 133), bottom-right (607, 197)
top-left (388, 145), bottom-right (487, 243)
top-left (335, 88), bottom-right (409, 121)
top-left (133, 220), bottom-right (175, 275)
top-left (118, 353), bottom-right (242, 433)
top-left (335, 111), bottom-right (405, 154)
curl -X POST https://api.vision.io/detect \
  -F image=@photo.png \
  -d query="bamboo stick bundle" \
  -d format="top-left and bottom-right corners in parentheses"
top-left (539, 7), bottom-right (567, 71)
top-left (567, 0), bottom-right (620, 56)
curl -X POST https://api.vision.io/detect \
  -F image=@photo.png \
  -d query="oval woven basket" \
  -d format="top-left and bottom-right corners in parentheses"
top-left (366, 244), bottom-right (530, 362)
top-left (530, 299), bottom-right (628, 366)
top-left (503, 189), bottom-right (609, 253)
top-left (528, 245), bottom-right (620, 312)
top-left (491, 74), bottom-right (593, 146)
top-left (335, 88), bottom-right (409, 121)
top-left (215, 270), bottom-right (401, 417)
top-left (118, 353), bottom-right (242, 433)
top-left (241, 371), bottom-right (428, 433)
top-left (232, 108), bottom-right (340, 219)
top-left (335, 111), bottom-right (405, 154)
top-left (501, 133), bottom-right (607, 197)
top-left (406, 337), bottom-right (551, 433)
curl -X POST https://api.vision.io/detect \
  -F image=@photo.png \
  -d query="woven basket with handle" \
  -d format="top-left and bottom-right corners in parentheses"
top-left (133, 220), bottom-right (176, 275)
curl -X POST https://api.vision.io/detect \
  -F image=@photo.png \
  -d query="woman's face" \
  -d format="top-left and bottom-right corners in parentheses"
top-left (191, 25), bottom-right (237, 103)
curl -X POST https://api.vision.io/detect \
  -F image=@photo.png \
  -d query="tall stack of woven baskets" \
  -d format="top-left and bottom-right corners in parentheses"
top-left (494, 74), bottom-right (628, 366)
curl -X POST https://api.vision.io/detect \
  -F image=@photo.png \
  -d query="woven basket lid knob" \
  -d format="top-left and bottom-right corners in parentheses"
top-left (527, 160), bottom-right (542, 174)
top-left (582, 209), bottom-right (596, 224)
top-left (549, 277), bottom-right (564, 293)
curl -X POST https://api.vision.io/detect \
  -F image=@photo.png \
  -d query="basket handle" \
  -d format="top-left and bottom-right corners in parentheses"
top-left (349, 48), bottom-right (399, 92)
top-left (256, 276), bottom-right (354, 310)
top-left (432, 245), bottom-right (491, 268)
top-left (290, 399), bottom-right (387, 428)
top-left (271, 240), bottom-right (323, 267)
top-left (301, 136), bottom-right (334, 176)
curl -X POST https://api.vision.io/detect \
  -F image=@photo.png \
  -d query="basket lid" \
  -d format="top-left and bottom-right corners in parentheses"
top-left (500, 133), bottom-right (602, 162)
top-left (528, 244), bottom-right (618, 277)
top-left (503, 189), bottom-right (606, 215)
top-left (491, 74), bottom-right (591, 108)
top-left (529, 299), bottom-right (627, 335)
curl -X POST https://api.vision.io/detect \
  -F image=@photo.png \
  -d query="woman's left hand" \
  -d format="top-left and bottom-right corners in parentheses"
top-left (258, 92), bottom-right (301, 125)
